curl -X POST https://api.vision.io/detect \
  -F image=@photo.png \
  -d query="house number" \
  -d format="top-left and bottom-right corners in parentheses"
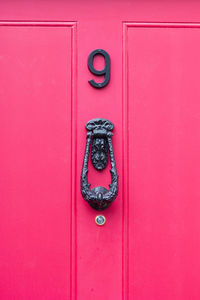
top-left (88, 49), bottom-right (110, 88)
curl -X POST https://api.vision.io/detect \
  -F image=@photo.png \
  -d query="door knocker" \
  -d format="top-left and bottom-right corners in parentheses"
top-left (81, 118), bottom-right (118, 210)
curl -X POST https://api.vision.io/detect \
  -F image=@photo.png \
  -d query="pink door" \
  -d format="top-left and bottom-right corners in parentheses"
top-left (1, 1), bottom-right (200, 299)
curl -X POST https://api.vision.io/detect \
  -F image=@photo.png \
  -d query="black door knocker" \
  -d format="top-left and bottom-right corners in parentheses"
top-left (81, 118), bottom-right (118, 210)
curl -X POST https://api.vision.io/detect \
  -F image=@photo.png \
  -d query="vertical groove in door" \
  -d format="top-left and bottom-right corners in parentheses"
top-left (122, 22), bottom-right (130, 300)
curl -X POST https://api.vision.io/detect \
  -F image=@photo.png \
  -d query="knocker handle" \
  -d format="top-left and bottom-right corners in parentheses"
top-left (81, 118), bottom-right (118, 211)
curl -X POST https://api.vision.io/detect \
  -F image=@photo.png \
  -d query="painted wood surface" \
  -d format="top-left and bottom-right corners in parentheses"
top-left (1, 1), bottom-right (200, 299)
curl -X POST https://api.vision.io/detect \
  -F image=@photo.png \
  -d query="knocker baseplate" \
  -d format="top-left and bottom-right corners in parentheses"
top-left (81, 118), bottom-right (118, 210)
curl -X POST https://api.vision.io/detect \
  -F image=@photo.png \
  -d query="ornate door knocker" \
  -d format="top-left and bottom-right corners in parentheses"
top-left (81, 118), bottom-right (118, 210)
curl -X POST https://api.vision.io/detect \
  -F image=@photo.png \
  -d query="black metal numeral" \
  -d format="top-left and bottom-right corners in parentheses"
top-left (88, 49), bottom-right (110, 88)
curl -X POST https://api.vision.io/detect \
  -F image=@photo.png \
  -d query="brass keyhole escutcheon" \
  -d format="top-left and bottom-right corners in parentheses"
top-left (95, 215), bottom-right (106, 226)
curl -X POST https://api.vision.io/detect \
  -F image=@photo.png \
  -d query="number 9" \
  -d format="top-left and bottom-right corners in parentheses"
top-left (88, 49), bottom-right (110, 88)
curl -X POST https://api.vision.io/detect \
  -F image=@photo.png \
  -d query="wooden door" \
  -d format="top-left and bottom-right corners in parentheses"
top-left (1, 1), bottom-right (200, 299)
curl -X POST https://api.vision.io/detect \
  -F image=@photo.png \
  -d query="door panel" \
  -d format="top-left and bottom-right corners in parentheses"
top-left (0, 23), bottom-right (75, 299)
top-left (124, 23), bottom-right (200, 299)
top-left (1, 1), bottom-right (200, 300)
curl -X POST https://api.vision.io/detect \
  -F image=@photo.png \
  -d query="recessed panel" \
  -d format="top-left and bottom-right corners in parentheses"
top-left (0, 24), bottom-right (74, 300)
top-left (125, 24), bottom-right (200, 300)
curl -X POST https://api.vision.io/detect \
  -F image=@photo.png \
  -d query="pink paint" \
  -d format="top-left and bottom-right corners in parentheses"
top-left (0, 1), bottom-right (200, 299)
